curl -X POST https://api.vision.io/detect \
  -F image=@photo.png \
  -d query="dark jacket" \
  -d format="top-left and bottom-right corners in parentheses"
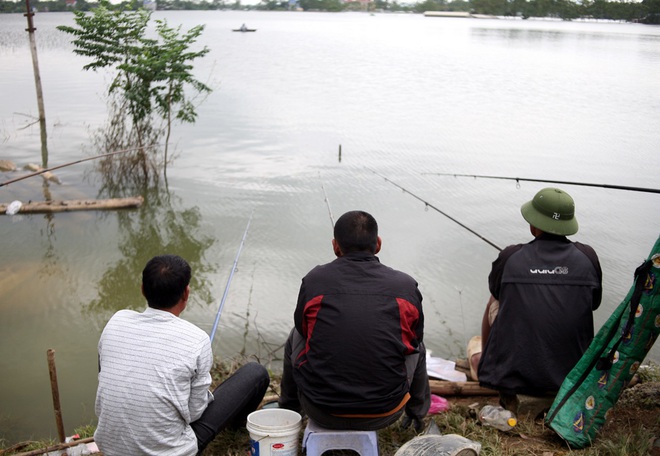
top-left (292, 252), bottom-right (424, 415)
top-left (478, 233), bottom-right (602, 395)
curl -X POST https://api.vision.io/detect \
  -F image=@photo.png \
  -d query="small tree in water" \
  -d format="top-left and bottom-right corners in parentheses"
top-left (58, 1), bottom-right (211, 189)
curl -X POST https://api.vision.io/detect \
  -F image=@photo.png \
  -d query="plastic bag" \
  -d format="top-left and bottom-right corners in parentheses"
top-left (6, 200), bottom-right (22, 215)
top-left (428, 394), bottom-right (449, 414)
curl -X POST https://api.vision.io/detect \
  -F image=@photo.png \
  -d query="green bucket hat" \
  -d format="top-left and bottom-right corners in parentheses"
top-left (520, 187), bottom-right (578, 236)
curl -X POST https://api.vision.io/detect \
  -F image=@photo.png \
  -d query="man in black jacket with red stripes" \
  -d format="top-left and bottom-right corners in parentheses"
top-left (279, 210), bottom-right (430, 431)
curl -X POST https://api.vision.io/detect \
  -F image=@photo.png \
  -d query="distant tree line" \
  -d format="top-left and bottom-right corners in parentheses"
top-left (0, 0), bottom-right (245, 12)
top-left (1, 0), bottom-right (658, 22)
top-left (408, 0), bottom-right (657, 20)
top-left (0, 0), bottom-right (242, 12)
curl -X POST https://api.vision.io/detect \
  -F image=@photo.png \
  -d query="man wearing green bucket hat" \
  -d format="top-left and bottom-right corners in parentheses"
top-left (475, 188), bottom-right (602, 412)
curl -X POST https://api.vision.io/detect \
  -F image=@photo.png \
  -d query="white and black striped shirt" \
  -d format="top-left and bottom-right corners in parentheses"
top-left (94, 307), bottom-right (213, 456)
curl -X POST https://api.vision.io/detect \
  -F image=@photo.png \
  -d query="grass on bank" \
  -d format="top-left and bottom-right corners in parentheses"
top-left (210, 358), bottom-right (659, 456)
top-left (1, 357), bottom-right (658, 456)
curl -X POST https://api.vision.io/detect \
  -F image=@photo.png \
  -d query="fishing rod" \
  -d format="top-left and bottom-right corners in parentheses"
top-left (368, 168), bottom-right (503, 252)
top-left (320, 180), bottom-right (335, 229)
top-left (210, 210), bottom-right (254, 343)
top-left (421, 172), bottom-right (660, 195)
top-left (0, 145), bottom-right (160, 188)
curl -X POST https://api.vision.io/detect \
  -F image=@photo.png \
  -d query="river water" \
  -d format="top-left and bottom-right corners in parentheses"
top-left (0, 10), bottom-right (659, 444)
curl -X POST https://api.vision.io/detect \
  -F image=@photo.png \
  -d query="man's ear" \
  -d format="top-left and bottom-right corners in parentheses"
top-left (332, 239), bottom-right (343, 257)
top-left (141, 283), bottom-right (146, 298)
top-left (375, 236), bottom-right (382, 254)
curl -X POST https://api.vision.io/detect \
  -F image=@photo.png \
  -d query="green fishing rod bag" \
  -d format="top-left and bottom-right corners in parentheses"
top-left (545, 235), bottom-right (660, 448)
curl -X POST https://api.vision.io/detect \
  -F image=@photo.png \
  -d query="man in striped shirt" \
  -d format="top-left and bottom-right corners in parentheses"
top-left (94, 254), bottom-right (269, 455)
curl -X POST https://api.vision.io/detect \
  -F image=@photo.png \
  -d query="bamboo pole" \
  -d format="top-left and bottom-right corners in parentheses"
top-left (0, 196), bottom-right (144, 214)
top-left (46, 349), bottom-right (66, 443)
top-left (429, 380), bottom-right (498, 396)
top-left (11, 437), bottom-right (95, 456)
top-left (23, 0), bottom-right (49, 166)
top-left (0, 146), bottom-right (160, 188)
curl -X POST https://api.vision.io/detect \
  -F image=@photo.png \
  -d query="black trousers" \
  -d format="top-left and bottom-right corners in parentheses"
top-left (279, 329), bottom-right (430, 431)
top-left (191, 362), bottom-right (270, 454)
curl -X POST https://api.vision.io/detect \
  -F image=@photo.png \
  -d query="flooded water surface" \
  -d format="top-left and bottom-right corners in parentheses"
top-left (1, 10), bottom-right (659, 443)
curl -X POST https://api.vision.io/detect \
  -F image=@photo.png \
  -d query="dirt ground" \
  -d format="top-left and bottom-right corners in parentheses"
top-left (601, 382), bottom-right (660, 454)
top-left (448, 381), bottom-right (660, 455)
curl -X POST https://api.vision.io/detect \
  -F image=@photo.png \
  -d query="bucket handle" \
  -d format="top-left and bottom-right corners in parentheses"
top-left (252, 434), bottom-right (273, 442)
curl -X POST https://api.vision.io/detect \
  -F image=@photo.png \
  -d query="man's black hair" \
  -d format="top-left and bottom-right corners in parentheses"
top-left (142, 255), bottom-right (191, 309)
top-left (333, 210), bottom-right (378, 254)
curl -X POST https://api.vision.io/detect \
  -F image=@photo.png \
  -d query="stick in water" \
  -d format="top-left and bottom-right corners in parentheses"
top-left (0, 145), bottom-right (160, 188)
top-left (46, 349), bottom-right (66, 443)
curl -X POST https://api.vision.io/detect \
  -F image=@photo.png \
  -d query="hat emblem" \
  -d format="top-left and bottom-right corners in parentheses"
top-left (520, 187), bottom-right (578, 235)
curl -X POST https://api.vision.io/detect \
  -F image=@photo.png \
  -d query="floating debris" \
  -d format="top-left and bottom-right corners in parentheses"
top-left (24, 163), bottom-right (61, 184)
top-left (0, 159), bottom-right (17, 172)
top-left (6, 200), bottom-right (22, 215)
top-left (0, 196), bottom-right (144, 214)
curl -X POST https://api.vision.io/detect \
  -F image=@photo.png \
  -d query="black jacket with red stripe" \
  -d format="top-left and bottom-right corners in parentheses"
top-left (292, 251), bottom-right (424, 415)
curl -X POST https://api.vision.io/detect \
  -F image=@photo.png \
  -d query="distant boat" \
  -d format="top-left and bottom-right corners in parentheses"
top-left (233, 25), bottom-right (257, 32)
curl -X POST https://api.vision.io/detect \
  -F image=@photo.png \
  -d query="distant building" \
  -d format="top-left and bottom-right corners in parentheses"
top-left (342, 0), bottom-right (372, 10)
top-left (424, 11), bottom-right (471, 17)
top-left (143, 0), bottom-right (157, 10)
top-left (65, 0), bottom-right (76, 6)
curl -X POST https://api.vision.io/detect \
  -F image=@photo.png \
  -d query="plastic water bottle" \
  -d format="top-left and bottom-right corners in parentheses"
top-left (478, 405), bottom-right (517, 431)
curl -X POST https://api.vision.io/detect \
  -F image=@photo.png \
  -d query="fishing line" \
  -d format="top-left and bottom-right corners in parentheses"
top-left (368, 168), bottom-right (503, 252)
top-left (0, 145), bottom-right (161, 188)
top-left (421, 172), bottom-right (660, 195)
top-left (320, 179), bottom-right (335, 229)
top-left (456, 288), bottom-right (468, 354)
top-left (210, 210), bottom-right (254, 343)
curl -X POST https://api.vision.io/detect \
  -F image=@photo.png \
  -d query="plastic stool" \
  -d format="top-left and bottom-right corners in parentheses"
top-left (302, 419), bottom-right (379, 456)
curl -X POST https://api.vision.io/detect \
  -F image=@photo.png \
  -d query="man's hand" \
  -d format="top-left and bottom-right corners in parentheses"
top-left (400, 414), bottom-right (424, 433)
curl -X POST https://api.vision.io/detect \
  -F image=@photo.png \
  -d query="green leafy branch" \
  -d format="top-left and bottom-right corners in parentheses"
top-left (58, 0), bottom-right (212, 183)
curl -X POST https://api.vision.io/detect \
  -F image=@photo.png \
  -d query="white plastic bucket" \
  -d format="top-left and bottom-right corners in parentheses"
top-left (246, 408), bottom-right (302, 456)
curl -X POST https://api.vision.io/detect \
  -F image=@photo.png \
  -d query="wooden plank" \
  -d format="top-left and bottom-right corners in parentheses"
top-left (1, 196), bottom-right (144, 214)
top-left (9, 437), bottom-right (95, 456)
top-left (429, 380), bottom-right (498, 396)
